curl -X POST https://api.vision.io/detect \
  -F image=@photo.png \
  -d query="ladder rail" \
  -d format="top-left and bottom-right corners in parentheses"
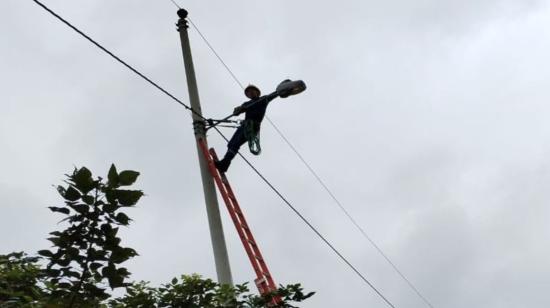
top-left (216, 159), bottom-right (278, 291)
top-left (197, 138), bottom-right (280, 302)
top-left (198, 139), bottom-right (265, 280)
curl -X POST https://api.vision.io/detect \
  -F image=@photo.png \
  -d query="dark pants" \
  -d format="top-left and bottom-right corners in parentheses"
top-left (222, 125), bottom-right (247, 163)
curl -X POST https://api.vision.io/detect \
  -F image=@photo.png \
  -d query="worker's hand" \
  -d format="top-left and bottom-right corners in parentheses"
top-left (233, 106), bottom-right (244, 116)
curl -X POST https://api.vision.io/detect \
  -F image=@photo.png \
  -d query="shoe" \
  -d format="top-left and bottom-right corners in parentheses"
top-left (214, 159), bottom-right (230, 173)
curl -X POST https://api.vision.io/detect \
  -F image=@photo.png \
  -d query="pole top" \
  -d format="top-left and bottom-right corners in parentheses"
top-left (177, 9), bottom-right (188, 19)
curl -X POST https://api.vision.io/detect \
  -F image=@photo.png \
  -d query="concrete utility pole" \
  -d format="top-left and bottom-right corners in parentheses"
top-left (176, 8), bottom-right (233, 286)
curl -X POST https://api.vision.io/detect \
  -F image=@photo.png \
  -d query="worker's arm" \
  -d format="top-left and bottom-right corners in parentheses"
top-left (265, 91), bottom-right (279, 101)
top-left (233, 105), bottom-right (245, 116)
top-left (233, 91), bottom-right (279, 115)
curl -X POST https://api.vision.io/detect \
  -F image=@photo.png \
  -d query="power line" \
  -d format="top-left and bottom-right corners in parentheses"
top-left (213, 128), bottom-right (396, 308)
top-left (184, 12), bottom-right (435, 308)
top-left (168, 0), bottom-right (181, 9)
top-left (30, 1), bottom-right (396, 307)
top-left (188, 19), bottom-right (245, 90)
top-left (29, 0), bottom-right (208, 122)
top-left (266, 121), bottom-right (435, 308)
top-left (168, 0), bottom-right (246, 90)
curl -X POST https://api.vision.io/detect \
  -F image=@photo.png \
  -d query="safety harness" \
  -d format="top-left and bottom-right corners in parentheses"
top-left (205, 118), bottom-right (262, 155)
top-left (243, 119), bottom-right (261, 155)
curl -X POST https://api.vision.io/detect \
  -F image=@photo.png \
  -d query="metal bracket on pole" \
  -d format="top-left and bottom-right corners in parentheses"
top-left (193, 120), bottom-right (206, 136)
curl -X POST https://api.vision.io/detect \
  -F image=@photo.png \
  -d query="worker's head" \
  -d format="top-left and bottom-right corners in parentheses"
top-left (244, 84), bottom-right (261, 99)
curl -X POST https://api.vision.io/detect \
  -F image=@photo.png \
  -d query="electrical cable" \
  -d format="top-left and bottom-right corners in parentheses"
top-left (29, 0), bottom-right (210, 122)
top-left (266, 121), bottom-right (435, 308)
top-left (169, 0), bottom-right (181, 10)
top-left (30, 1), bottom-right (397, 307)
top-left (183, 12), bottom-right (435, 308)
top-left (213, 127), bottom-right (396, 308)
top-left (188, 19), bottom-right (245, 90)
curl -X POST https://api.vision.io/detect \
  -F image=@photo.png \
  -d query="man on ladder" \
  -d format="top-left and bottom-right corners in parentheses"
top-left (215, 79), bottom-right (306, 173)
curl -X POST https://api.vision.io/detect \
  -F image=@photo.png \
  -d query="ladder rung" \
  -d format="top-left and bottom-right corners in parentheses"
top-left (255, 277), bottom-right (266, 284)
top-left (204, 145), bottom-right (278, 296)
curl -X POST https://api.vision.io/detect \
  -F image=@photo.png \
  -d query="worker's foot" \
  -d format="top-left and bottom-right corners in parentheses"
top-left (214, 159), bottom-right (230, 173)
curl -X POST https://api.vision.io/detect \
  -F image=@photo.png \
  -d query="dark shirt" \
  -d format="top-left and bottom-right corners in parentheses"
top-left (240, 92), bottom-right (278, 123)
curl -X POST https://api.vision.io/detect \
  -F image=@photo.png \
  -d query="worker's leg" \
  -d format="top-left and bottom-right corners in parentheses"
top-left (216, 126), bottom-right (246, 172)
top-left (226, 126), bottom-right (247, 159)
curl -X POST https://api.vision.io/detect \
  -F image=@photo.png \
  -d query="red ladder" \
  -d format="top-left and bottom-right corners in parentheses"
top-left (197, 138), bottom-right (281, 304)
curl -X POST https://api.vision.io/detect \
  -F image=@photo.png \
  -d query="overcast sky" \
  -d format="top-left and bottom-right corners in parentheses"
top-left (2, 0), bottom-right (550, 307)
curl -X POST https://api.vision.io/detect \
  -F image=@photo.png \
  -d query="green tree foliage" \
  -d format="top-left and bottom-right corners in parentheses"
top-left (0, 165), bottom-right (314, 308)
top-left (0, 252), bottom-right (44, 306)
top-left (110, 275), bottom-right (314, 308)
top-left (39, 164), bottom-right (142, 307)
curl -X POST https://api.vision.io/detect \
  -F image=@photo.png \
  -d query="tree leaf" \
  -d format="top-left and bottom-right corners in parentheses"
top-left (44, 268), bottom-right (61, 277)
top-left (88, 248), bottom-right (108, 261)
top-left (102, 263), bottom-right (116, 278)
top-left (117, 267), bottom-right (130, 278)
top-left (101, 224), bottom-right (118, 238)
top-left (109, 248), bottom-right (128, 264)
top-left (64, 186), bottom-right (81, 201)
top-left (48, 207), bottom-right (70, 215)
top-left (82, 195), bottom-right (95, 205)
top-left (105, 236), bottom-right (122, 250)
top-left (56, 185), bottom-right (66, 198)
top-left (103, 202), bottom-right (117, 213)
top-left (115, 190), bottom-right (143, 206)
top-left (100, 223), bottom-right (112, 234)
top-left (56, 258), bottom-right (71, 267)
top-left (66, 247), bottom-right (80, 258)
top-left (72, 167), bottom-right (95, 194)
top-left (114, 213), bottom-right (131, 225)
top-left (85, 284), bottom-right (108, 298)
top-left (109, 247), bottom-right (138, 264)
top-left (57, 282), bottom-right (72, 289)
top-left (38, 250), bottom-right (53, 257)
top-left (123, 247), bottom-right (138, 258)
top-left (108, 164), bottom-right (119, 187)
top-left (47, 237), bottom-right (61, 246)
top-left (70, 203), bottom-right (89, 214)
top-left (90, 262), bottom-right (103, 272)
top-left (108, 274), bottom-right (124, 289)
top-left (118, 170), bottom-right (140, 186)
top-left (61, 268), bottom-right (81, 279)
top-left (104, 187), bottom-right (117, 203)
